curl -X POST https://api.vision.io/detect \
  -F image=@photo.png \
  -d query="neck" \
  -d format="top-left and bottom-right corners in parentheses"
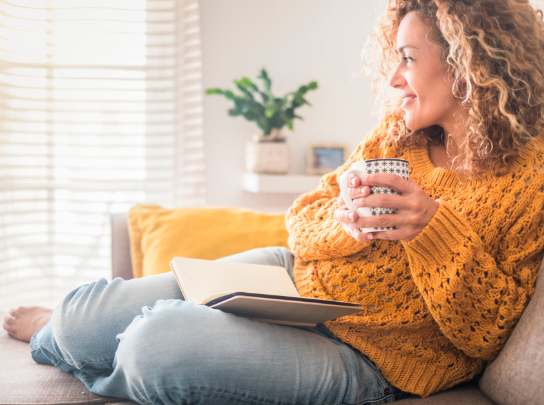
top-left (430, 126), bottom-right (471, 176)
top-left (435, 108), bottom-right (470, 173)
top-left (441, 111), bottom-right (466, 155)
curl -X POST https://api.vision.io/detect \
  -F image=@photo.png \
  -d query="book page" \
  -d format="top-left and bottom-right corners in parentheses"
top-left (170, 257), bottom-right (300, 304)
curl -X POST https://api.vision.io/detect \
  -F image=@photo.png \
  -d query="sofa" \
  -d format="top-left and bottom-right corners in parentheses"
top-left (1, 212), bottom-right (543, 405)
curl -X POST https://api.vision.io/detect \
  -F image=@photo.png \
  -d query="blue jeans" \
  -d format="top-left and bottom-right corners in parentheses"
top-left (30, 247), bottom-right (406, 405)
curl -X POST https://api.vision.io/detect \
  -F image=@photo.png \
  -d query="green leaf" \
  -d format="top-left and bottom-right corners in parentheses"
top-left (293, 94), bottom-right (305, 107)
top-left (265, 105), bottom-right (277, 118)
top-left (243, 111), bottom-right (257, 121)
top-left (239, 77), bottom-right (259, 93)
top-left (258, 68), bottom-right (272, 92)
top-left (248, 101), bottom-right (264, 115)
top-left (205, 88), bottom-right (223, 95)
top-left (256, 117), bottom-right (269, 132)
top-left (284, 107), bottom-right (295, 118)
top-left (239, 77), bottom-right (251, 88)
top-left (235, 83), bottom-right (254, 100)
top-left (207, 69), bottom-right (318, 134)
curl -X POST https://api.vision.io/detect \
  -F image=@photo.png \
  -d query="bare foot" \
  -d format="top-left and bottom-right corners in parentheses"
top-left (3, 307), bottom-right (53, 342)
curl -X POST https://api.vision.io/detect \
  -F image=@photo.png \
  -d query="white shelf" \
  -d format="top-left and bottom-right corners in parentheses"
top-left (242, 172), bottom-right (322, 194)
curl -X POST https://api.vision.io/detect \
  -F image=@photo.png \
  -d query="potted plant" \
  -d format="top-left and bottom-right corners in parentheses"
top-left (206, 68), bottom-right (318, 174)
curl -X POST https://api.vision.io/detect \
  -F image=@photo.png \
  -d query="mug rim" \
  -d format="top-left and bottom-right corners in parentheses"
top-left (363, 158), bottom-right (408, 163)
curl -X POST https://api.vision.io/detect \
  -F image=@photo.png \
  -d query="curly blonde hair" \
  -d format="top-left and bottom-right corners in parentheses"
top-left (365, 0), bottom-right (544, 177)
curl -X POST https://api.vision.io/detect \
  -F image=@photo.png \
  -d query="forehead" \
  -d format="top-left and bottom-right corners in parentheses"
top-left (396, 11), bottom-right (431, 51)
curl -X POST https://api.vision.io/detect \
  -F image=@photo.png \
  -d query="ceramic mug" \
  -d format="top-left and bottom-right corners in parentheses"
top-left (339, 158), bottom-right (409, 233)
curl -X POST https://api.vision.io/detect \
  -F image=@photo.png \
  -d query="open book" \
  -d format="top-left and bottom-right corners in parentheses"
top-left (169, 257), bottom-right (362, 327)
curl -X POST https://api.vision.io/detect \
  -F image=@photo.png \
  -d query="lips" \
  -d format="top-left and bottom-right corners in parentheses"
top-left (401, 94), bottom-right (416, 108)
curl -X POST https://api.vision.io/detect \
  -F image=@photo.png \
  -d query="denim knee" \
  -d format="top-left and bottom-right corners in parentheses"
top-left (51, 278), bottom-right (129, 369)
top-left (112, 300), bottom-right (266, 403)
top-left (114, 299), bottom-right (233, 374)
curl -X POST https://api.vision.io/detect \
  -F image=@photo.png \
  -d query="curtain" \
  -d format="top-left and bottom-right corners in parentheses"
top-left (0, 0), bottom-right (206, 311)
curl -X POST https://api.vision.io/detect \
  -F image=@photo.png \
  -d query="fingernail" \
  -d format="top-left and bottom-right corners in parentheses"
top-left (348, 212), bottom-right (355, 221)
top-left (350, 178), bottom-right (357, 186)
top-left (367, 233), bottom-right (373, 240)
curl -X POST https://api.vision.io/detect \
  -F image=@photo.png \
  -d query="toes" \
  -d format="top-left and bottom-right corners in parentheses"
top-left (9, 306), bottom-right (35, 317)
top-left (3, 315), bottom-right (15, 332)
top-left (4, 314), bottom-right (15, 324)
top-left (9, 307), bottom-right (26, 317)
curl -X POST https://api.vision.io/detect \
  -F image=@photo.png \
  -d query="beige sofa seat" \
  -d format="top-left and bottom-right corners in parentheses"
top-left (0, 328), bottom-right (137, 405)
top-left (1, 213), bottom-right (543, 405)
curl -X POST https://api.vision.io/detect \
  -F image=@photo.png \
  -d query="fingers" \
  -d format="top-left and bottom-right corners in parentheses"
top-left (352, 193), bottom-right (405, 210)
top-left (359, 173), bottom-right (413, 194)
top-left (339, 211), bottom-right (410, 242)
top-left (353, 213), bottom-right (400, 231)
top-left (346, 177), bottom-right (370, 200)
top-left (337, 195), bottom-right (347, 209)
top-left (351, 211), bottom-right (417, 233)
top-left (334, 207), bottom-right (358, 223)
top-left (350, 185), bottom-right (370, 200)
top-left (341, 221), bottom-right (373, 242)
top-left (348, 175), bottom-right (361, 187)
top-left (337, 185), bottom-right (370, 209)
top-left (346, 175), bottom-right (370, 196)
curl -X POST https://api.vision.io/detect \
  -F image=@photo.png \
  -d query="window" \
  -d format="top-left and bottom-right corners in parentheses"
top-left (0, 0), bottom-right (205, 310)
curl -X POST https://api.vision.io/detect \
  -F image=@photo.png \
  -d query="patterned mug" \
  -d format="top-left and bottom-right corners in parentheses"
top-left (339, 158), bottom-right (410, 233)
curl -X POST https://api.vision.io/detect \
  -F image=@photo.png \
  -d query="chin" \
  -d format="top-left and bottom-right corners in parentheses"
top-left (403, 112), bottom-right (430, 132)
top-left (403, 114), bottom-right (419, 131)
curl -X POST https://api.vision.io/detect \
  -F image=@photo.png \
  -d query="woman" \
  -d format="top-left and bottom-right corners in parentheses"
top-left (5, 0), bottom-right (544, 403)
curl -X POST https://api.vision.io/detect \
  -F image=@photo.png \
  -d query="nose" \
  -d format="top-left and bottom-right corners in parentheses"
top-left (388, 62), bottom-right (406, 89)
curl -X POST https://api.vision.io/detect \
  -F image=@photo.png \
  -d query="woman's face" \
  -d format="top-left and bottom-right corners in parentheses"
top-left (389, 11), bottom-right (459, 133)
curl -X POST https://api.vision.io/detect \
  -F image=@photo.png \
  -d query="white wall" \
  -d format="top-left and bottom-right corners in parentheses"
top-left (200, 0), bottom-right (384, 211)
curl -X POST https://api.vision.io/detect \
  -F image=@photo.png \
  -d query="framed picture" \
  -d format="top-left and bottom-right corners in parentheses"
top-left (307, 143), bottom-right (349, 175)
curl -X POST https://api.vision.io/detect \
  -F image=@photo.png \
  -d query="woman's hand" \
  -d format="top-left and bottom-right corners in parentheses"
top-left (334, 173), bottom-right (439, 242)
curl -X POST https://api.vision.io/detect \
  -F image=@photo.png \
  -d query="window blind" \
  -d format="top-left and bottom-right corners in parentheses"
top-left (0, 0), bottom-right (206, 311)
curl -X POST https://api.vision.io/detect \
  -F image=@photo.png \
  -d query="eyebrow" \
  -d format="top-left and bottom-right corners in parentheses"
top-left (396, 45), bottom-right (418, 53)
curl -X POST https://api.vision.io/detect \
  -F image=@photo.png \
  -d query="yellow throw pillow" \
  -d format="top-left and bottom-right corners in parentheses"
top-left (128, 205), bottom-right (289, 278)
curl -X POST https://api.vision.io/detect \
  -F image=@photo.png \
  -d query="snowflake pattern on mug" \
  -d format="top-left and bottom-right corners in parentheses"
top-left (365, 159), bottom-right (409, 232)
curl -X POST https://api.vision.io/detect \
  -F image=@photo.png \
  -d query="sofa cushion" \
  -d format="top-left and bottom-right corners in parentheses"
top-left (397, 381), bottom-right (497, 405)
top-left (128, 205), bottom-right (289, 278)
top-left (478, 261), bottom-right (544, 405)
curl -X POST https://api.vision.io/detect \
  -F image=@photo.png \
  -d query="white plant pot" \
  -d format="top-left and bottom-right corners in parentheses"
top-left (245, 141), bottom-right (290, 174)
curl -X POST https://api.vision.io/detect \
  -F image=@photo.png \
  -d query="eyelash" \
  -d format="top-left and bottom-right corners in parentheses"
top-left (401, 56), bottom-right (413, 63)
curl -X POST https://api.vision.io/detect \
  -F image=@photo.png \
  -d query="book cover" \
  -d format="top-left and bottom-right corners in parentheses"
top-left (169, 257), bottom-right (362, 327)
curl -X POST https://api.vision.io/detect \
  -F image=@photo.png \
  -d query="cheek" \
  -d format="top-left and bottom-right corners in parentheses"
top-left (408, 74), bottom-right (456, 126)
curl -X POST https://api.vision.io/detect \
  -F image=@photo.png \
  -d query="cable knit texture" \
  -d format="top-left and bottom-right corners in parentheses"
top-left (286, 124), bottom-right (544, 397)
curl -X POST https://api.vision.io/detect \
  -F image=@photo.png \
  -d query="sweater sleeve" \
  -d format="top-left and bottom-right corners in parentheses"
top-left (285, 171), bottom-right (372, 261)
top-left (402, 199), bottom-right (544, 361)
top-left (286, 126), bottom-right (386, 262)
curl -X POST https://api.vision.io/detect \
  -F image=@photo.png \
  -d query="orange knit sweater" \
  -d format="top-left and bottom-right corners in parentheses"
top-left (286, 125), bottom-right (544, 397)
